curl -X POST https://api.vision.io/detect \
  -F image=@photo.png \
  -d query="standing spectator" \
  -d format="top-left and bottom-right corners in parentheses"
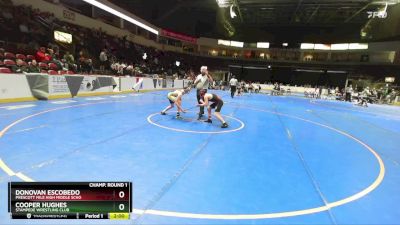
top-left (152, 74), bottom-right (159, 88)
top-left (345, 85), bottom-right (353, 102)
top-left (99, 48), bottom-right (108, 72)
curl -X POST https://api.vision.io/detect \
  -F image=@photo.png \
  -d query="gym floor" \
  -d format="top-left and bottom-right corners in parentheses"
top-left (0, 90), bottom-right (399, 225)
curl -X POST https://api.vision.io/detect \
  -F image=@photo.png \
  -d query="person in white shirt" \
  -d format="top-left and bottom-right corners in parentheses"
top-left (229, 76), bottom-right (238, 98)
top-left (346, 85), bottom-right (353, 102)
top-left (99, 49), bottom-right (108, 72)
top-left (193, 66), bottom-right (213, 119)
top-left (244, 83), bottom-right (249, 93)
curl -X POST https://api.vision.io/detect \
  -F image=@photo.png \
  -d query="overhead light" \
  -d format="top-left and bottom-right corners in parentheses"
top-left (331, 43), bottom-right (349, 50)
top-left (230, 5), bottom-right (237, 18)
top-left (361, 30), bottom-right (367, 37)
top-left (229, 65), bottom-right (269, 69)
top-left (54, 31), bottom-right (72, 44)
top-left (295, 69), bottom-right (324, 73)
top-left (300, 43), bottom-right (315, 49)
top-left (385, 77), bottom-right (395, 83)
top-left (349, 43), bottom-right (368, 50)
top-left (218, 39), bottom-right (244, 48)
top-left (176, 61), bottom-right (180, 67)
top-left (282, 43), bottom-right (288, 47)
top-left (218, 39), bottom-right (231, 46)
top-left (327, 70), bottom-right (347, 73)
top-left (142, 53), bottom-right (147, 60)
top-left (268, 65), bottom-right (271, 69)
top-left (216, 0), bottom-right (233, 8)
top-left (314, 44), bottom-right (331, 50)
top-left (230, 41), bottom-right (244, 48)
top-left (82, 0), bottom-right (159, 35)
top-left (371, 1), bottom-right (398, 5)
top-left (257, 42), bottom-right (270, 48)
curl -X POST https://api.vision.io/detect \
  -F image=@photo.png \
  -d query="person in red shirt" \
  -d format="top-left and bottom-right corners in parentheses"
top-left (35, 47), bottom-right (47, 62)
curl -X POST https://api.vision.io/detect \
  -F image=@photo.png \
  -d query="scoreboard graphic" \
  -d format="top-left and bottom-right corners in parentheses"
top-left (8, 182), bottom-right (132, 220)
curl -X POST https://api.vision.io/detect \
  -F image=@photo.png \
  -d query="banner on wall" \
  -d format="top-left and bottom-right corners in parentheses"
top-left (160, 29), bottom-right (197, 44)
top-left (167, 79), bottom-right (174, 88)
top-left (183, 79), bottom-right (191, 88)
top-left (65, 76), bottom-right (84, 97)
top-left (48, 76), bottom-right (69, 94)
top-left (79, 76), bottom-right (116, 93)
top-left (48, 75), bottom-right (117, 96)
top-left (25, 74), bottom-right (49, 100)
top-left (1, 74), bottom-right (193, 102)
top-left (63, 9), bottom-right (75, 21)
top-left (133, 78), bottom-right (144, 90)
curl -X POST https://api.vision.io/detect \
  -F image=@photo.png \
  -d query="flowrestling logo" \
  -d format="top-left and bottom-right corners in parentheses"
top-left (367, 3), bottom-right (388, 19)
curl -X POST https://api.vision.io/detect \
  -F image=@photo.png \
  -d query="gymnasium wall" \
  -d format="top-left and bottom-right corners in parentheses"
top-left (229, 67), bottom-right (347, 88)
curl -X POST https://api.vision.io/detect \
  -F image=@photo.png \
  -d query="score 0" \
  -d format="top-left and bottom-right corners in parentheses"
top-left (117, 190), bottom-right (128, 211)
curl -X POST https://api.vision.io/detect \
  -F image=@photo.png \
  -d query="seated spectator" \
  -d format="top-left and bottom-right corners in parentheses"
top-left (47, 48), bottom-right (63, 70)
top-left (35, 47), bottom-right (47, 62)
top-left (86, 58), bottom-right (94, 74)
top-left (78, 53), bottom-right (86, 73)
top-left (63, 51), bottom-right (76, 72)
top-left (125, 64), bottom-right (134, 76)
top-left (63, 51), bottom-right (75, 65)
top-left (11, 59), bottom-right (28, 73)
top-left (45, 48), bottom-right (54, 62)
top-left (78, 54), bottom-right (93, 74)
top-left (0, 48), bottom-right (4, 60)
top-left (117, 62), bottom-right (126, 76)
top-left (28, 60), bottom-right (40, 73)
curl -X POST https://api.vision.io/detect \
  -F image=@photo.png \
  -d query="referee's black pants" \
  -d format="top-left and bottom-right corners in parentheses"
top-left (230, 85), bottom-right (236, 98)
top-left (197, 89), bottom-right (207, 115)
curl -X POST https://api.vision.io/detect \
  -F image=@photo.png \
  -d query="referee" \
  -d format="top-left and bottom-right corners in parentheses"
top-left (193, 66), bottom-right (213, 120)
top-left (229, 76), bottom-right (238, 98)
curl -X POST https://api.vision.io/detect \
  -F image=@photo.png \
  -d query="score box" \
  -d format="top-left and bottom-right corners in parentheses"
top-left (9, 182), bottom-right (132, 220)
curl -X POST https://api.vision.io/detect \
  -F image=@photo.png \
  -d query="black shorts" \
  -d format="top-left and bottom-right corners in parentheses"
top-left (168, 98), bottom-right (174, 104)
top-left (210, 100), bottom-right (223, 112)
